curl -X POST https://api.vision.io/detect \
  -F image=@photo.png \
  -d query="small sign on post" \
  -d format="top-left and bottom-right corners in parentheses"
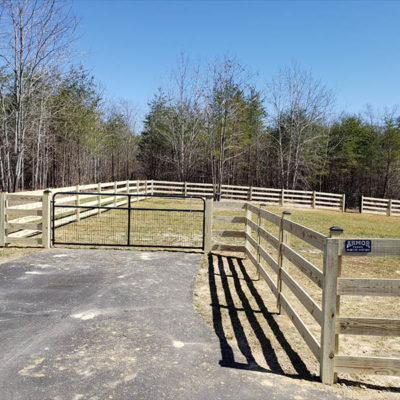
top-left (345, 239), bottom-right (371, 253)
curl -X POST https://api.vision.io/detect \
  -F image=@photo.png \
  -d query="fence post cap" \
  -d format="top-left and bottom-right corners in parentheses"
top-left (330, 226), bottom-right (343, 232)
top-left (44, 189), bottom-right (52, 194)
top-left (282, 211), bottom-right (291, 216)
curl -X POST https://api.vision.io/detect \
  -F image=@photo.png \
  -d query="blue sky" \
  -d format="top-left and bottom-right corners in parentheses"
top-left (71, 0), bottom-right (400, 119)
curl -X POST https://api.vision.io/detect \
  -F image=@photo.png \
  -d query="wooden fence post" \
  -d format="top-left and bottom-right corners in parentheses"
top-left (312, 191), bottom-right (316, 209)
top-left (245, 202), bottom-right (252, 252)
top-left (97, 183), bottom-right (101, 214)
top-left (360, 195), bottom-right (364, 213)
top-left (341, 194), bottom-right (346, 213)
top-left (114, 181), bottom-right (117, 206)
top-left (42, 190), bottom-right (52, 249)
top-left (145, 180), bottom-right (148, 195)
top-left (76, 184), bottom-right (80, 222)
top-left (151, 180), bottom-right (154, 195)
top-left (280, 188), bottom-right (285, 206)
top-left (277, 211), bottom-right (291, 314)
top-left (329, 226), bottom-right (343, 383)
top-left (387, 199), bottom-right (393, 216)
top-left (320, 227), bottom-right (342, 384)
top-left (256, 205), bottom-right (262, 279)
top-left (248, 186), bottom-right (253, 201)
top-left (204, 197), bottom-right (213, 253)
top-left (0, 192), bottom-right (6, 247)
top-left (126, 180), bottom-right (130, 194)
top-left (184, 181), bottom-right (187, 196)
top-left (136, 180), bottom-right (140, 195)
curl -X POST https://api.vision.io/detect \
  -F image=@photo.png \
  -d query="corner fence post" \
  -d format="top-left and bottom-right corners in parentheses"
top-left (42, 190), bottom-right (52, 249)
top-left (277, 211), bottom-right (291, 314)
top-left (320, 226), bottom-right (342, 384)
top-left (0, 192), bottom-right (6, 247)
top-left (204, 197), bottom-right (213, 253)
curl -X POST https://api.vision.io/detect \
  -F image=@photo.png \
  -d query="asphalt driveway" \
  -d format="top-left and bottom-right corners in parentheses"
top-left (0, 249), bottom-right (341, 399)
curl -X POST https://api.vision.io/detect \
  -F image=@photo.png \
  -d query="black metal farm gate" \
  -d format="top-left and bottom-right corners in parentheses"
top-left (51, 192), bottom-right (205, 250)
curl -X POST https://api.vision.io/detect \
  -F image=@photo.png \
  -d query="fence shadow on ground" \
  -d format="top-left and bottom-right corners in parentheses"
top-left (208, 254), bottom-right (400, 394)
top-left (208, 253), bottom-right (316, 381)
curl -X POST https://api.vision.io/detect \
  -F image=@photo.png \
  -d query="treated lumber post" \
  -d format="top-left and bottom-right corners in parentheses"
top-left (277, 211), bottom-right (291, 314)
top-left (0, 192), bottom-right (6, 247)
top-left (76, 184), bottom-right (80, 222)
top-left (136, 180), bottom-right (139, 194)
top-left (256, 205), bottom-right (262, 279)
top-left (145, 180), bottom-right (148, 195)
top-left (184, 181), bottom-right (187, 196)
top-left (387, 199), bottom-right (393, 217)
top-left (341, 194), bottom-right (346, 213)
top-left (114, 181), bottom-right (117, 206)
top-left (320, 229), bottom-right (341, 384)
top-left (280, 188), bottom-right (285, 206)
top-left (42, 190), bottom-right (52, 249)
top-left (126, 180), bottom-right (130, 194)
top-left (329, 226), bottom-right (344, 383)
top-left (312, 191), bottom-right (316, 209)
top-left (97, 183), bottom-right (101, 214)
top-left (248, 186), bottom-right (253, 201)
top-left (204, 197), bottom-right (213, 253)
top-left (360, 195), bottom-right (364, 213)
top-left (151, 180), bottom-right (154, 195)
top-left (245, 202), bottom-right (252, 252)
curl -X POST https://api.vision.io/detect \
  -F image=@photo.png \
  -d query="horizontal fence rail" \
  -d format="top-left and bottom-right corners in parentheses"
top-left (361, 195), bottom-right (400, 216)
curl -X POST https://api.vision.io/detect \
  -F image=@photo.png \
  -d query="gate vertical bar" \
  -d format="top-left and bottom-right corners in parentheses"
top-left (127, 194), bottom-right (131, 246)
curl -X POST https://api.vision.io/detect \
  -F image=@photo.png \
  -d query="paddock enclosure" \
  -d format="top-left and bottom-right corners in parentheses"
top-left (0, 179), bottom-right (400, 387)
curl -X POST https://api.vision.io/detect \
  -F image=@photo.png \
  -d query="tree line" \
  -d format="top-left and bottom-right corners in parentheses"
top-left (1, 1), bottom-right (399, 208)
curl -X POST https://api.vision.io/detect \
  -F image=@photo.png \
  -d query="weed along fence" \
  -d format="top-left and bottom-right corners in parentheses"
top-left (360, 195), bottom-right (400, 216)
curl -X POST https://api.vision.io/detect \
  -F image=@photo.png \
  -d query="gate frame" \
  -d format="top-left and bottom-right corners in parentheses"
top-left (51, 192), bottom-right (207, 250)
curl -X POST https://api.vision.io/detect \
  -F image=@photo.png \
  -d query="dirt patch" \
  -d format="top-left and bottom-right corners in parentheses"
top-left (193, 253), bottom-right (400, 400)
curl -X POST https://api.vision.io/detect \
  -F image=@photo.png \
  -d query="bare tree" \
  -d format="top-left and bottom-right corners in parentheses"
top-left (0, 0), bottom-right (76, 191)
top-left (267, 63), bottom-right (335, 189)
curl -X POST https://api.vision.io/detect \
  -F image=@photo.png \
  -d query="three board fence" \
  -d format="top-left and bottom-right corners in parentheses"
top-left (0, 180), bottom-right (399, 385)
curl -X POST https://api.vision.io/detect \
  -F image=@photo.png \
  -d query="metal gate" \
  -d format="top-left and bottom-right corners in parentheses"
top-left (52, 192), bottom-right (205, 250)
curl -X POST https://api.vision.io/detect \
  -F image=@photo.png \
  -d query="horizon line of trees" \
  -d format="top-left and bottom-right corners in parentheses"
top-left (1, 1), bottom-right (399, 209)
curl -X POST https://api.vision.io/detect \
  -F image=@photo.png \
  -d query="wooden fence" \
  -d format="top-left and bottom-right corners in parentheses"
top-left (0, 180), bottom-right (152, 248)
top-left (361, 195), bottom-right (400, 216)
top-left (1, 180), bottom-right (399, 385)
top-left (152, 180), bottom-right (345, 211)
top-left (208, 201), bottom-right (400, 384)
top-left (0, 180), bottom-right (345, 248)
